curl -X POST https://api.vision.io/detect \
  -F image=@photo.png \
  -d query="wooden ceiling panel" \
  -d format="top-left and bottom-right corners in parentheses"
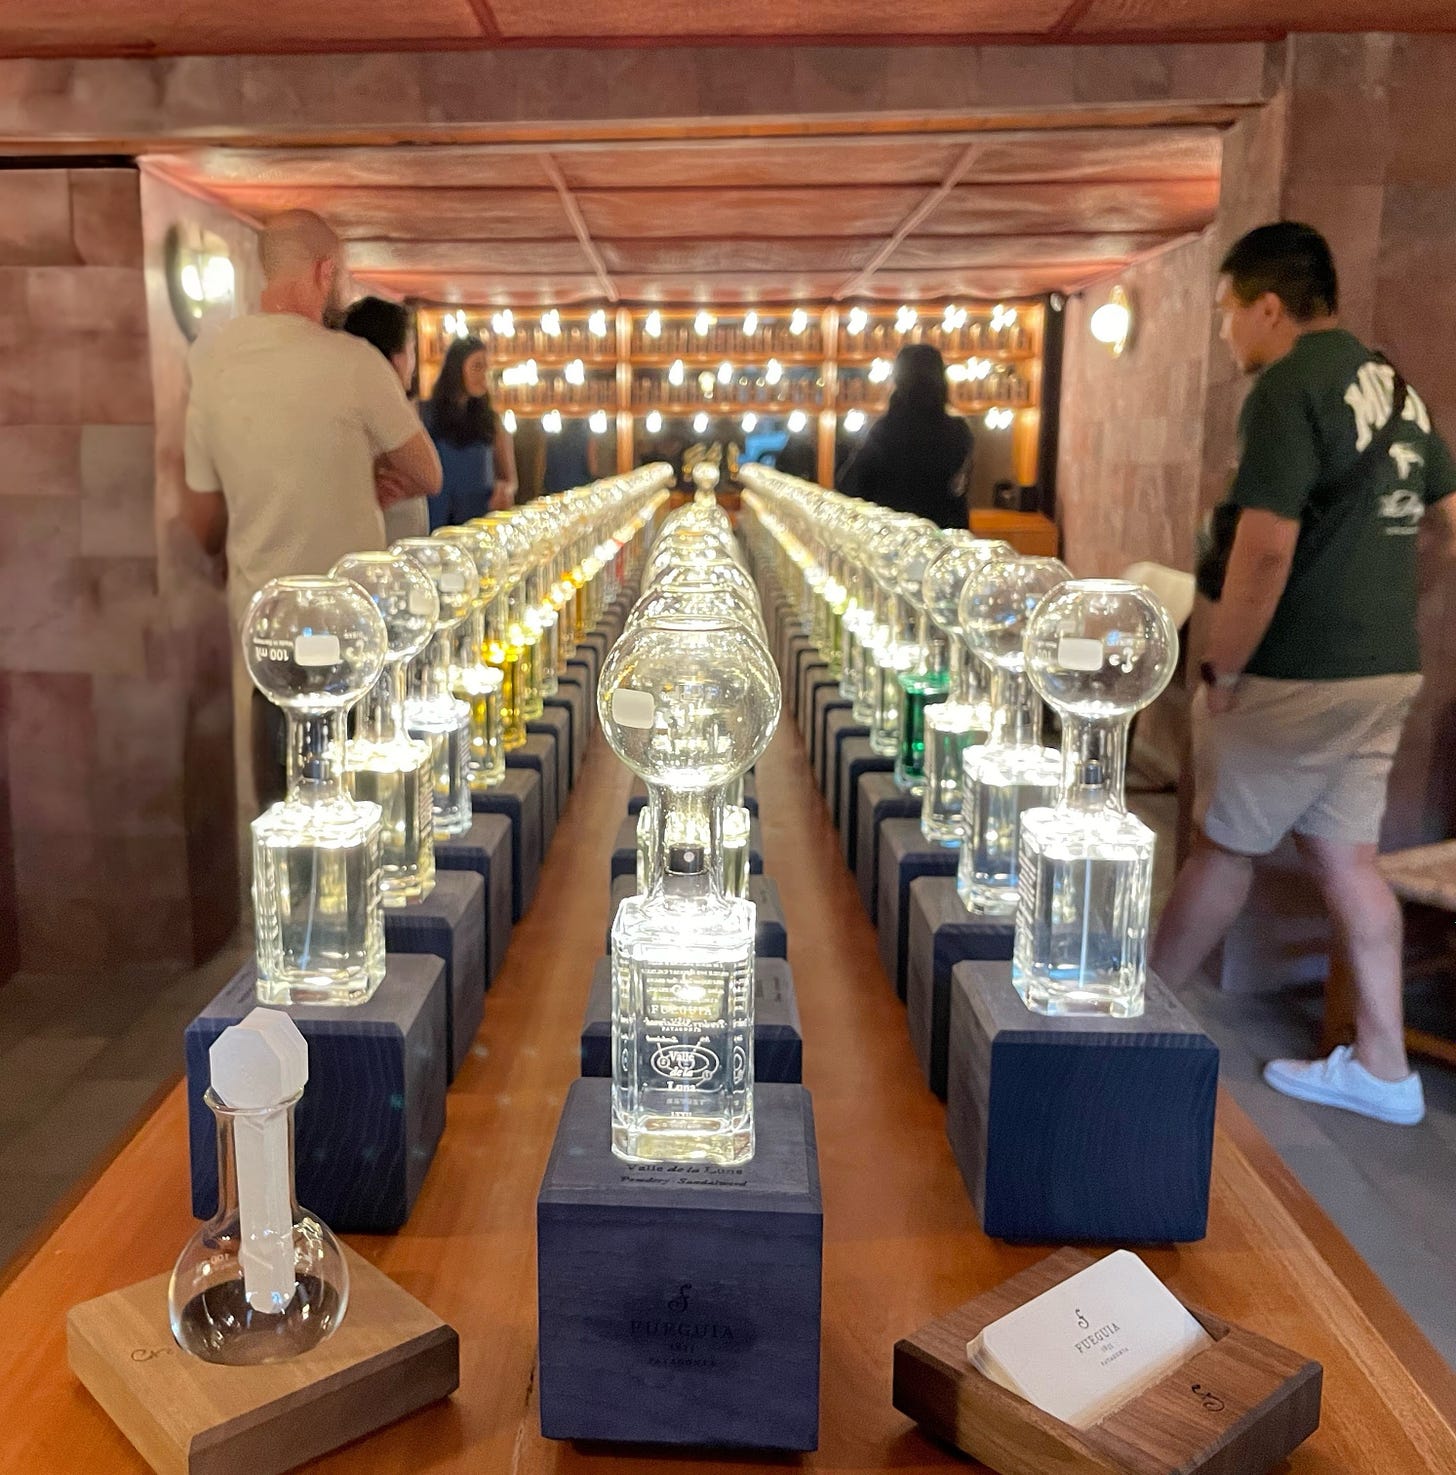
top-left (598, 238), bottom-right (876, 274)
top-left (208, 186), bottom-right (572, 240)
top-left (0, 0), bottom-right (484, 53)
top-left (864, 265), bottom-right (1117, 298)
top-left (348, 240), bottom-right (593, 274)
top-left (351, 272), bottom-right (608, 306)
top-left (921, 178), bottom-right (1219, 235)
top-left (486, 0), bottom-right (1069, 39)
top-left (882, 230), bottom-right (1189, 269)
top-left (1072, 0), bottom-right (1456, 32)
top-left (148, 148), bottom-right (554, 191)
top-left (609, 272), bottom-right (858, 303)
top-left (577, 186), bottom-right (924, 239)
top-left (966, 128), bottom-right (1223, 183)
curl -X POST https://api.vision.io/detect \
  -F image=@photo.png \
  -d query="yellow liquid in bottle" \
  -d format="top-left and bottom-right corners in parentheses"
top-left (485, 633), bottom-right (527, 750)
top-left (517, 623), bottom-right (543, 721)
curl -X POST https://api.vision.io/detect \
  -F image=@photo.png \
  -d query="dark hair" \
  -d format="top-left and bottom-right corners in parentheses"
top-left (427, 335), bottom-right (496, 448)
top-left (1219, 221), bottom-right (1338, 322)
top-left (342, 296), bottom-right (411, 361)
top-left (888, 343), bottom-right (950, 419)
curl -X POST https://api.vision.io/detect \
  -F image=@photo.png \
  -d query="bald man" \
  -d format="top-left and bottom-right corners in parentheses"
top-left (183, 209), bottom-right (441, 804)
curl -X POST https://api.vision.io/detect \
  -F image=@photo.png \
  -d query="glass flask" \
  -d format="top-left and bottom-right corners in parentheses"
top-left (170, 1010), bottom-right (348, 1365)
top-left (956, 557), bottom-right (1067, 911)
top-left (394, 537), bottom-right (476, 839)
top-left (865, 517), bottom-right (932, 749)
top-left (333, 551), bottom-right (439, 906)
top-left (483, 514), bottom-right (542, 727)
top-left (892, 527), bottom-right (951, 792)
top-left (435, 525), bottom-right (507, 791)
top-left (1013, 579), bottom-right (1179, 1017)
top-left (244, 576), bottom-right (388, 1005)
top-left (918, 535), bottom-right (1008, 844)
top-left (722, 803), bottom-right (753, 900)
top-left (600, 614), bottom-right (780, 1165)
top-left (470, 520), bottom-right (528, 753)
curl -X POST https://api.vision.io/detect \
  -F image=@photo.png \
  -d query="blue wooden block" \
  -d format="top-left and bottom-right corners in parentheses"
top-left (383, 869), bottom-right (485, 1080)
top-left (629, 773), bottom-right (757, 818)
top-left (946, 962), bottom-right (1218, 1244)
top-left (799, 668), bottom-right (834, 747)
top-left (794, 650), bottom-right (827, 729)
top-left (609, 815), bottom-right (763, 888)
top-left (582, 631), bottom-right (609, 689)
top-left (472, 767), bottom-right (542, 920)
top-left (528, 704), bottom-right (571, 819)
top-left (838, 736), bottom-right (895, 841)
top-left (185, 957), bottom-right (447, 1233)
top-left (905, 877), bottom-right (1014, 1099)
top-left (436, 813), bottom-right (513, 984)
top-left (507, 731), bottom-right (558, 845)
top-left (812, 685), bottom-right (851, 780)
top-left (852, 770), bottom-right (922, 904)
top-left (537, 1077), bottom-right (822, 1450)
top-left (546, 679), bottom-right (586, 786)
top-left (580, 955), bottom-right (803, 1082)
top-left (822, 711), bottom-right (869, 814)
top-left (876, 819), bottom-right (959, 1000)
top-left (607, 874), bottom-right (787, 960)
top-left (783, 634), bottom-right (812, 717)
top-left (566, 658), bottom-right (595, 732)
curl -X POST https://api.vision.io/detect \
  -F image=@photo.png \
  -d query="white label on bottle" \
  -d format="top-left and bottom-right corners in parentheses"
top-left (1057, 636), bottom-right (1103, 672)
top-left (612, 688), bottom-right (656, 729)
top-left (408, 588), bottom-right (435, 616)
top-left (440, 571), bottom-right (465, 594)
top-left (293, 633), bottom-right (340, 667)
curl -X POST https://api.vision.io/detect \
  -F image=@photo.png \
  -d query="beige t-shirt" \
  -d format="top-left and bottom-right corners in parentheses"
top-left (184, 312), bottom-right (421, 624)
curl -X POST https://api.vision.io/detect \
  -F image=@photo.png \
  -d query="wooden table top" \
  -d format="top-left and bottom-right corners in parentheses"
top-left (1, 720), bottom-right (1453, 1473)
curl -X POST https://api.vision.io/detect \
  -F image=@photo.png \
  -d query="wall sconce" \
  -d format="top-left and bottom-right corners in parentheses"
top-left (165, 224), bottom-right (236, 341)
top-left (1089, 285), bottom-right (1132, 356)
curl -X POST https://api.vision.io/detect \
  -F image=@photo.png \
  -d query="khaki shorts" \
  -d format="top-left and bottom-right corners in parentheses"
top-left (1193, 674), bottom-right (1420, 855)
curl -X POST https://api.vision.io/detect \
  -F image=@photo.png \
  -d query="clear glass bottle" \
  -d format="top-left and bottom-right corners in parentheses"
top-left (1013, 579), bottom-right (1178, 1017)
top-left (170, 1010), bottom-right (349, 1365)
top-left (394, 537), bottom-right (476, 839)
top-left (893, 528), bottom-right (951, 792)
top-left (333, 552), bottom-right (439, 906)
top-left (245, 577), bottom-right (388, 1005)
top-left (601, 614), bottom-right (779, 1165)
top-left (956, 556), bottom-right (1067, 908)
top-left (436, 524), bottom-right (508, 790)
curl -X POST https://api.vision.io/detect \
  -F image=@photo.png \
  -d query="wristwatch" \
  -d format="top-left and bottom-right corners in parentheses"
top-left (1198, 660), bottom-right (1241, 692)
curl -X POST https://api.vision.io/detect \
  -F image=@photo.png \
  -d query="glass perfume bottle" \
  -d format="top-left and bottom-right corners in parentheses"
top-left (601, 614), bottom-right (780, 1165)
top-left (394, 537), bottom-right (476, 839)
top-left (170, 1009), bottom-right (349, 1365)
top-left (918, 535), bottom-right (1008, 844)
top-left (893, 527), bottom-right (952, 793)
top-left (470, 518), bottom-right (528, 753)
top-left (862, 516), bottom-right (927, 738)
top-left (244, 576), bottom-right (388, 1005)
top-left (434, 525), bottom-right (507, 791)
top-left (1013, 579), bottom-right (1178, 1016)
top-left (333, 551), bottom-right (439, 906)
top-left (957, 557), bottom-right (1068, 911)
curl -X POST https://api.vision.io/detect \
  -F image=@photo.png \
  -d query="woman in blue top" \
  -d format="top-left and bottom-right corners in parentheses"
top-left (424, 335), bottom-right (516, 528)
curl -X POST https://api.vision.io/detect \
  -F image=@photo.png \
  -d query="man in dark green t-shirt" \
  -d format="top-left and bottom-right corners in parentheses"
top-left (1151, 222), bottom-right (1456, 1126)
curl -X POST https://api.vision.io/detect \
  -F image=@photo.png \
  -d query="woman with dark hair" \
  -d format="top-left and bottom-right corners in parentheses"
top-left (837, 343), bottom-right (972, 528)
top-left (424, 335), bottom-right (517, 528)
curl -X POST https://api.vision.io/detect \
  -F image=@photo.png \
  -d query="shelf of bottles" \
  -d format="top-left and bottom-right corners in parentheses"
top-left (415, 298), bottom-right (1044, 483)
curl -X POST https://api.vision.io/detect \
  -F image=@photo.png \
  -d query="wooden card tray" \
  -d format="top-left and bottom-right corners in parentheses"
top-left (67, 1246), bottom-right (459, 1475)
top-left (893, 1248), bottom-right (1322, 1475)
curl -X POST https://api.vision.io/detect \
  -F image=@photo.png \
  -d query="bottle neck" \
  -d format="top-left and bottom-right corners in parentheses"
top-left (643, 784), bottom-right (725, 901)
top-left (485, 591), bottom-right (507, 646)
top-left (286, 709), bottom-right (347, 805)
top-left (1057, 713), bottom-right (1129, 813)
top-left (990, 669), bottom-right (1041, 748)
top-left (356, 663), bottom-right (408, 745)
top-left (410, 629), bottom-right (454, 704)
top-left (452, 607), bottom-right (485, 673)
top-left (207, 1092), bottom-right (300, 1224)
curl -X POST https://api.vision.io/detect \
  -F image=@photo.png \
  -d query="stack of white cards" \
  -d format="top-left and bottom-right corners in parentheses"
top-left (967, 1250), bottom-right (1213, 1430)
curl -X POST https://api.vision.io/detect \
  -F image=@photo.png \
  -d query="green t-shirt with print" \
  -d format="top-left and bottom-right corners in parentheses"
top-left (1224, 328), bottom-right (1456, 679)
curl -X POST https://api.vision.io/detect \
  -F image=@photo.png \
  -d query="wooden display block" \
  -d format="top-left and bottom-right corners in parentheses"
top-left (629, 773), bottom-right (758, 817)
top-left (537, 1077), bottom-right (822, 1450)
top-left (821, 710), bottom-right (869, 813)
top-left (852, 770), bottom-right (922, 906)
top-left (797, 655), bottom-right (830, 737)
top-left (435, 813), bottom-right (513, 985)
top-left (906, 877), bottom-right (1014, 1098)
top-left (545, 680), bottom-right (585, 787)
top-left (876, 819), bottom-right (959, 1000)
top-left (892, 1248), bottom-right (1321, 1475)
top-left (839, 736), bottom-right (896, 841)
top-left (580, 630), bottom-right (609, 690)
top-left (382, 869), bottom-right (485, 1080)
top-left (68, 1245), bottom-right (459, 1475)
top-left (185, 958), bottom-right (447, 1233)
top-left (528, 704), bottom-right (571, 819)
top-left (606, 874), bottom-right (787, 959)
top-left (472, 767), bottom-right (542, 919)
top-left (506, 731), bottom-right (559, 846)
top-left (811, 683), bottom-right (851, 778)
top-left (565, 658), bottom-right (595, 727)
top-left (946, 963), bottom-right (1218, 1244)
top-left (609, 814), bottom-right (763, 887)
top-left (579, 955), bottom-right (803, 1082)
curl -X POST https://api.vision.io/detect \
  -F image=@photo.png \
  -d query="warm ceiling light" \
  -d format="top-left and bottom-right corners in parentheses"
top-left (694, 411), bottom-right (710, 434)
top-left (491, 309), bottom-right (513, 337)
top-left (742, 310), bottom-right (759, 336)
top-left (502, 409), bottom-right (517, 433)
top-left (789, 308), bottom-right (809, 336)
top-left (765, 358), bottom-right (783, 386)
top-left (846, 306), bottom-right (868, 335)
top-left (698, 371), bottom-right (716, 397)
top-left (787, 409), bottom-right (808, 434)
top-left (588, 309), bottom-right (608, 337)
top-left (542, 409), bottom-right (563, 434)
top-left (942, 304), bottom-right (967, 332)
top-left (843, 409), bottom-right (866, 433)
top-left (644, 310), bottom-right (662, 338)
top-left (564, 358), bottom-right (586, 386)
top-left (202, 254), bottom-right (234, 303)
top-left (868, 357), bottom-right (892, 384)
top-left (589, 408), bottom-right (608, 434)
top-left (984, 408), bottom-right (1015, 430)
top-left (1089, 285), bottom-right (1132, 356)
top-left (668, 358), bottom-right (685, 387)
top-left (541, 309), bottom-right (561, 337)
top-left (179, 262), bottom-right (204, 303)
top-left (645, 409), bottom-right (663, 433)
top-left (717, 360), bottom-right (733, 385)
top-left (895, 305), bottom-right (917, 334)
top-left (742, 412), bottom-right (758, 433)
top-left (946, 363), bottom-right (969, 383)
top-left (694, 309), bottom-right (714, 336)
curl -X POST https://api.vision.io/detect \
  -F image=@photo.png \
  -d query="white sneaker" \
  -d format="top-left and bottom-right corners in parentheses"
top-left (1263, 1045), bottom-right (1425, 1126)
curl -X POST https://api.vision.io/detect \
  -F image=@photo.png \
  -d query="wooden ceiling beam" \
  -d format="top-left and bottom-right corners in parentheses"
top-left (539, 151), bottom-right (619, 303)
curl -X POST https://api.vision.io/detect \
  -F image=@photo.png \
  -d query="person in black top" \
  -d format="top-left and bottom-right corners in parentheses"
top-left (837, 344), bottom-right (972, 527)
